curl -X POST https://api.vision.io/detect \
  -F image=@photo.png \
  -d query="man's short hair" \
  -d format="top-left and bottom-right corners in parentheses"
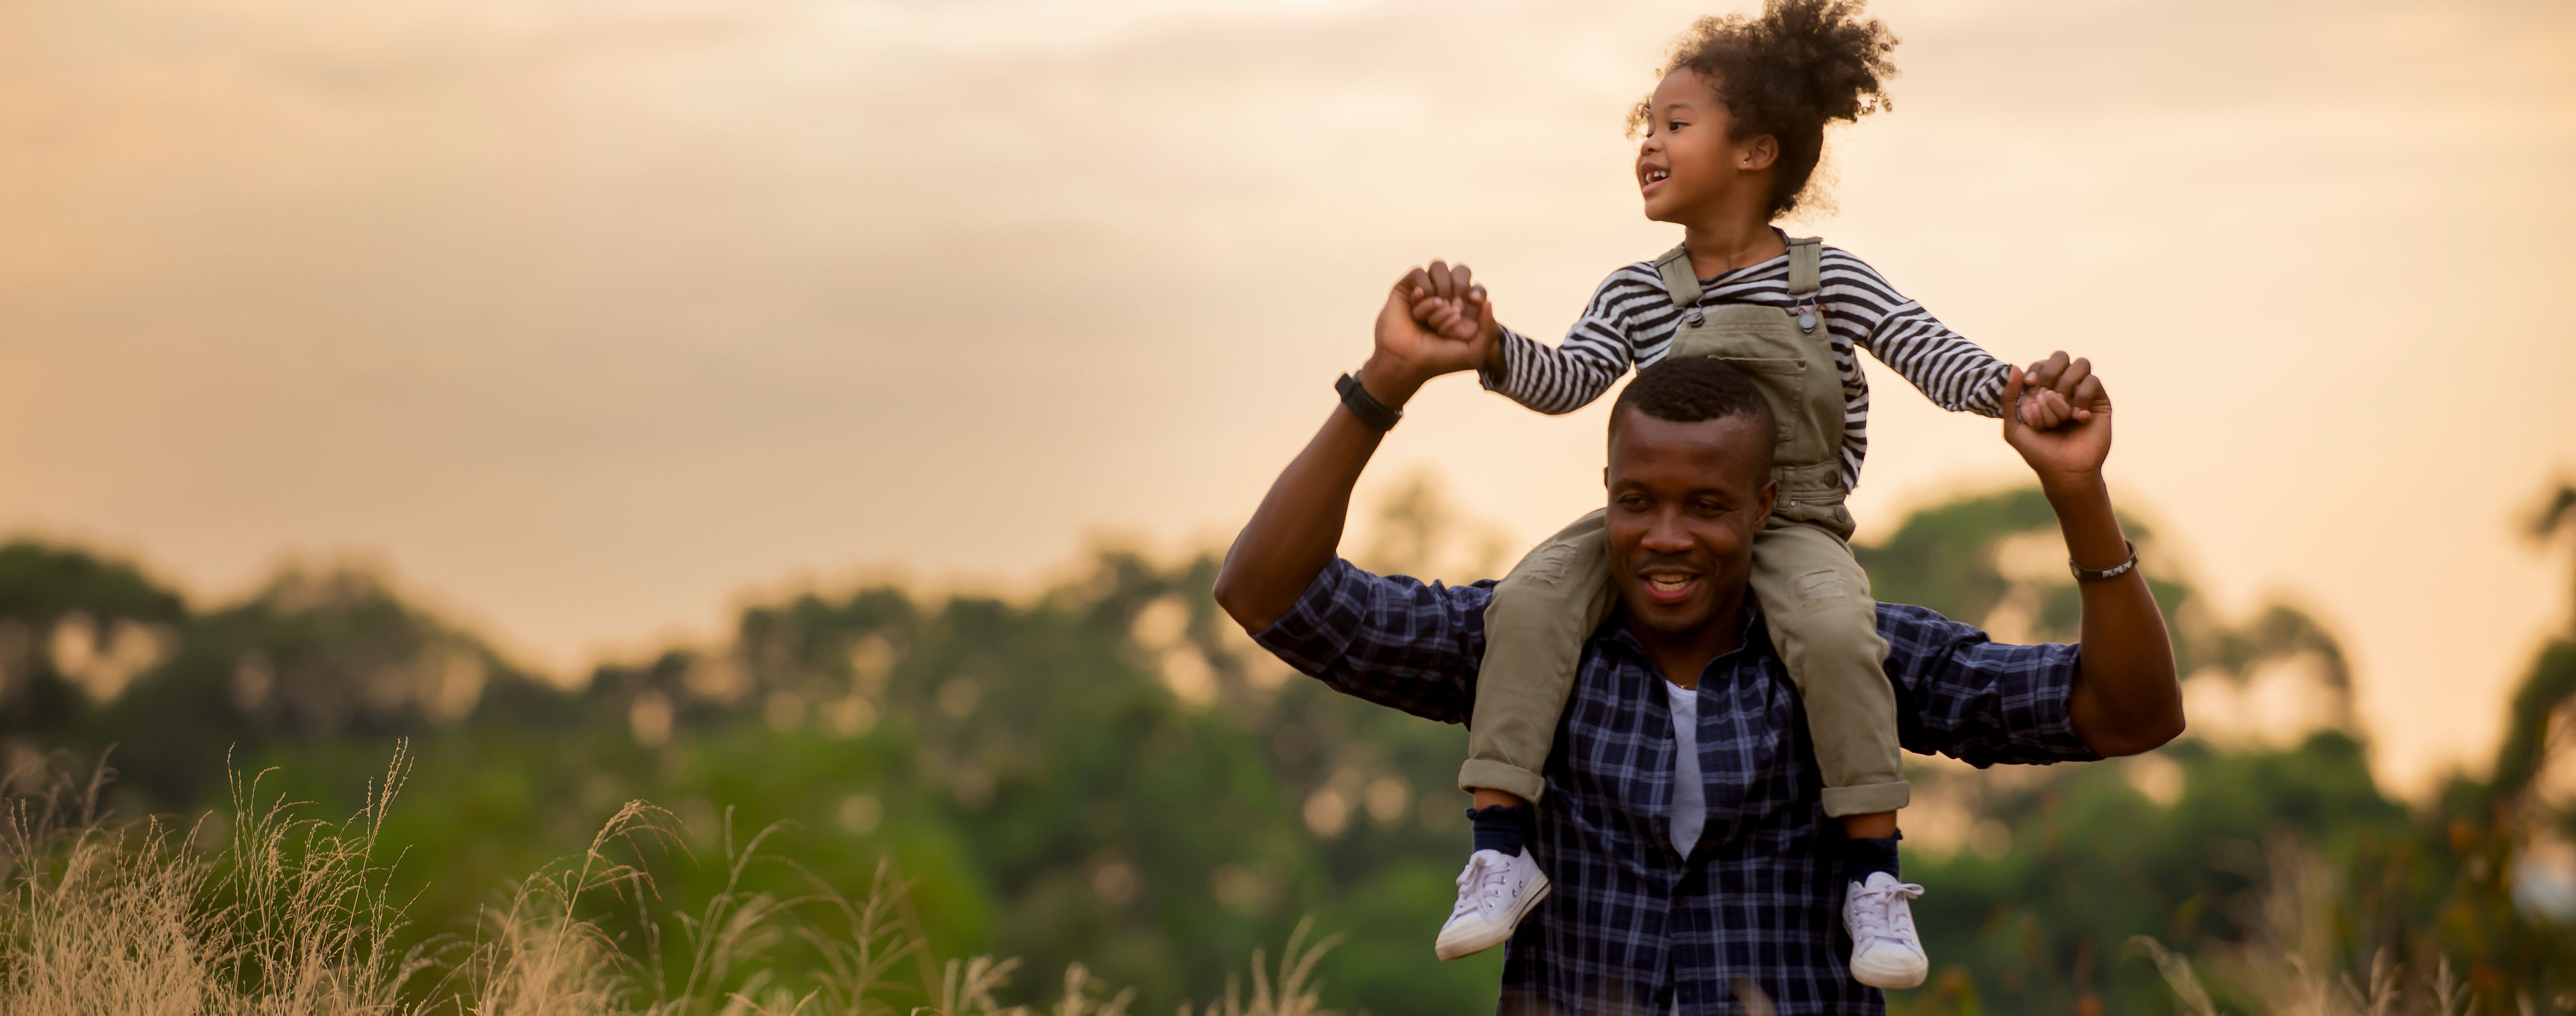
top-left (1611, 357), bottom-right (1777, 437)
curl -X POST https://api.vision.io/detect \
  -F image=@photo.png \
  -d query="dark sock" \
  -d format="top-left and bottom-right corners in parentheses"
top-left (1468, 805), bottom-right (1533, 857)
top-left (1843, 833), bottom-right (1902, 881)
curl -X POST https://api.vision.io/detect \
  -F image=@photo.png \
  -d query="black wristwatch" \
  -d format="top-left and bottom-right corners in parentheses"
top-left (1335, 373), bottom-right (1402, 432)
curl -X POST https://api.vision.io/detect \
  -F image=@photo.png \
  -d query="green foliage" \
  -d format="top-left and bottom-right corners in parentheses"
top-left (1856, 487), bottom-right (2062, 627)
top-left (1902, 734), bottom-right (2425, 1014)
top-left (0, 541), bottom-right (190, 743)
top-left (3, 479), bottom-right (2574, 1013)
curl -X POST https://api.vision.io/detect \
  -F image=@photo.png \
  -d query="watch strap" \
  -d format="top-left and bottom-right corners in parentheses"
top-left (1335, 373), bottom-right (1402, 431)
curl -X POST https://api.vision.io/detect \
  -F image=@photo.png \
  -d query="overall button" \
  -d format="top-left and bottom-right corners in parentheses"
top-left (1682, 310), bottom-right (1704, 327)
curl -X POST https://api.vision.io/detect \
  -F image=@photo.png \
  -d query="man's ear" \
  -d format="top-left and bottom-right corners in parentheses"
top-left (1755, 478), bottom-right (1779, 519)
top-left (1740, 135), bottom-right (1779, 172)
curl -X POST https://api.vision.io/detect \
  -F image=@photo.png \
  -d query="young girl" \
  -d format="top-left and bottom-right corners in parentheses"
top-left (1405, 0), bottom-right (2084, 989)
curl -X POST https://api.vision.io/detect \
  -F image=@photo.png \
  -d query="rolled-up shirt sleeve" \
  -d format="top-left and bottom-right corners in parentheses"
top-left (1880, 602), bottom-right (2102, 767)
top-left (1249, 558), bottom-right (1493, 726)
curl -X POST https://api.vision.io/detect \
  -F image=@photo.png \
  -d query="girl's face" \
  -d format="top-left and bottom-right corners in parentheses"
top-left (1635, 69), bottom-right (1774, 225)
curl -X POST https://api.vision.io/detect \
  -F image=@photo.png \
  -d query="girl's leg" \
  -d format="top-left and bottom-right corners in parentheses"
top-left (1748, 512), bottom-right (1926, 989)
top-left (1461, 509), bottom-right (1616, 804)
top-left (1437, 509), bottom-right (1609, 962)
top-left (1746, 516), bottom-right (1906, 819)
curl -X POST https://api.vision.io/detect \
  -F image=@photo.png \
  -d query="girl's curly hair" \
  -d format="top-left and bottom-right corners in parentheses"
top-left (1629, 0), bottom-right (1898, 218)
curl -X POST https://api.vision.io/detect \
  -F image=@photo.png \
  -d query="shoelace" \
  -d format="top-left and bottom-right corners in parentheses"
top-left (1848, 881), bottom-right (1926, 944)
top-left (1481, 859), bottom-right (1518, 911)
top-left (1450, 854), bottom-right (1516, 920)
top-left (1450, 856), bottom-right (1490, 919)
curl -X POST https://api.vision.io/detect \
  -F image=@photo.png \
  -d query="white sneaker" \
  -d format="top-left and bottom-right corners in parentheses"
top-left (1843, 871), bottom-right (1929, 989)
top-left (1433, 848), bottom-right (1550, 961)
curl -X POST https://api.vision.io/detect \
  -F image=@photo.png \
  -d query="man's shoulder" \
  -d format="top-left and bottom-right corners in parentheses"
top-left (1251, 558), bottom-right (1499, 643)
top-left (1244, 559), bottom-right (1497, 728)
top-left (1870, 600), bottom-right (2084, 693)
top-left (1871, 601), bottom-right (2026, 660)
top-left (1870, 601), bottom-right (1971, 638)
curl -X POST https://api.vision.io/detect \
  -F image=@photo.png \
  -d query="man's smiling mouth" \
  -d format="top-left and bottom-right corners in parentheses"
top-left (1644, 572), bottom-right (1699, 602)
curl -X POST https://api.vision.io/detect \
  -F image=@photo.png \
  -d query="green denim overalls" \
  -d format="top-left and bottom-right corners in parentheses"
top-left (1459, 237), bottom-right (1909, 819)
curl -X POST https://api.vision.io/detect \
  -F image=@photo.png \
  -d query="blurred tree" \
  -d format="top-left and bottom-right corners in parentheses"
top-left (83, 565), bottom-right (565, 805)
top-left (23, 480), bottom-right (2576, 1014)
top-left (0, 542), bottom-right (187, 766)
top-left (2411, 480), bottom-right (2576, 1012)
top-left (1855, 489), bottom-right (2376, 1013)
top-left (1859, 487), bottom-right (2353, 727)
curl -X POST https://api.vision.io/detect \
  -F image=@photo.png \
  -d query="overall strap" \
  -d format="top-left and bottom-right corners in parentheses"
top-left (1652, 244), bottom-right (1702, 308)
top-left (1785, 235), bottom-right (1823, 296)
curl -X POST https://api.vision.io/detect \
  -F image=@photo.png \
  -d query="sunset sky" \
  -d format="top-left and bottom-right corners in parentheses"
top-left (2, 0), bottom-right (2570, 793)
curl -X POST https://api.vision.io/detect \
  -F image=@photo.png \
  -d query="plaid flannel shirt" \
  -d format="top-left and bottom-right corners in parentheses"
top-left (1252, 559), bottom-right (2099, 1016)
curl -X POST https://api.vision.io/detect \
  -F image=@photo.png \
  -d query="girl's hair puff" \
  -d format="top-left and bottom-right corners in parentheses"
top-left (1628, 0), bottom-right (1898, 218)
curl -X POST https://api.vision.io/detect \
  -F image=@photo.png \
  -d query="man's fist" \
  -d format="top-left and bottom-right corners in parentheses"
top-left (1402, 260), bottom-right (1501, 358)
top-left (2012, 351), bottom-right (2100, 431)
top-left (1367, 263), bottom-right (1501, 396)
top-left (2002, 362), bottom-right (2114, 483)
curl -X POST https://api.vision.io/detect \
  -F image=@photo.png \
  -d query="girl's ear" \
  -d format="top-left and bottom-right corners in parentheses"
top-left (1737, 135), bottom-right (1780, 172)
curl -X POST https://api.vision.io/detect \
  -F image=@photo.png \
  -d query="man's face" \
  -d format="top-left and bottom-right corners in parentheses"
top-left (1604, 407), bottom-right (1777, 638)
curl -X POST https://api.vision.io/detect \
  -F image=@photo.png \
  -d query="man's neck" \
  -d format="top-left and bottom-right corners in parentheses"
top-left (1628, 592), bottom-right (1748, 691)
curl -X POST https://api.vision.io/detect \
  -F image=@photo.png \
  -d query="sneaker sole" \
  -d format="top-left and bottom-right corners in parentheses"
top-left (1433, 870), bottom-right (1551, 962)
top-left (1849, 954), bottom-right (1928, 990)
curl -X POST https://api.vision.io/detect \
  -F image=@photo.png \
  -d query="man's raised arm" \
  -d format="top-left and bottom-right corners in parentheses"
top-left (1214, 264), bottom-right (1496, 632)
top-left (1999, 360), bottom-right (2187, 756)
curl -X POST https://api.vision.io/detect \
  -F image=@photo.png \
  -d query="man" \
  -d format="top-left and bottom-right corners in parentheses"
top-left (1211, 273), bottom-right (2183, 1015)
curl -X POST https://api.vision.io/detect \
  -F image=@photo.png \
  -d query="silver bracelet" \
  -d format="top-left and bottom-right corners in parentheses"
top-left (2069, 540), bottom-right (2138, 582)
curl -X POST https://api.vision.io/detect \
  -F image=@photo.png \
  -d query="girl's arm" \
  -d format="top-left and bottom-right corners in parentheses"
top-left (1476, 266), bottom-right (1659, 415)
top-left (1825, 253), bottom-right (2011, 418)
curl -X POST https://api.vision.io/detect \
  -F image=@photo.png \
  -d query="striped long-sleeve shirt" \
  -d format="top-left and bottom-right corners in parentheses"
top-left (1481, 243), bottom-right (2010, 491)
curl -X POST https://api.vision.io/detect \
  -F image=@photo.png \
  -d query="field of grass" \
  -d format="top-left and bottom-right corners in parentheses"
top-left (1, 747), bottom-right (1340, 1016)
top-left (7, 748), bottom-right (2543, 1016)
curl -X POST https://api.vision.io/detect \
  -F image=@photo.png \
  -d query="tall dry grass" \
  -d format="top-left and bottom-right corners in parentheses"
top-left (1, 746), bottom-right (432, 1015)
top-left (14, 745), bottom-right (2529, 1016)
top-left (0, 747), bottom-right (1343, 1016)
top-left (2129, 836), bottom-right (2484, 1016)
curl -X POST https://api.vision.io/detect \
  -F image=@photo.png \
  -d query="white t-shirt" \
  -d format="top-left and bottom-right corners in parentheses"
top-left (1667, 680), bottom-right (1706, 859)
top-left (1669, 680), bottom-right (1707, 1016)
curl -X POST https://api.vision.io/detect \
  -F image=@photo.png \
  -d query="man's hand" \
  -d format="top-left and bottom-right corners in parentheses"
top-left (2001, 362), bottom-right (2112, 487)
top-left (2011, 351), bottom-right (2098, 430)
top-left (1405, 259), bottom-right (1501, 343)
top-left (1215, 265), bottom-right (1491, 632)
top-left (2009, 358), bottom-right (2180, 756)
top-left (1367, 262), bottom-right (1499, 400)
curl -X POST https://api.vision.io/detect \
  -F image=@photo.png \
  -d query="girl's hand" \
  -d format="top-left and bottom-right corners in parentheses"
top-left (2016, 387), bottom-right (2074, 429)
top-left (2014, 351), bottom-right (2097, 430)
top-left (1364, 265), bottom-right (1498, 402)
top-left (1401, 260), bottom-right (1501, 353)
top-left (2002, 364), bottom-right (2113, 485)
